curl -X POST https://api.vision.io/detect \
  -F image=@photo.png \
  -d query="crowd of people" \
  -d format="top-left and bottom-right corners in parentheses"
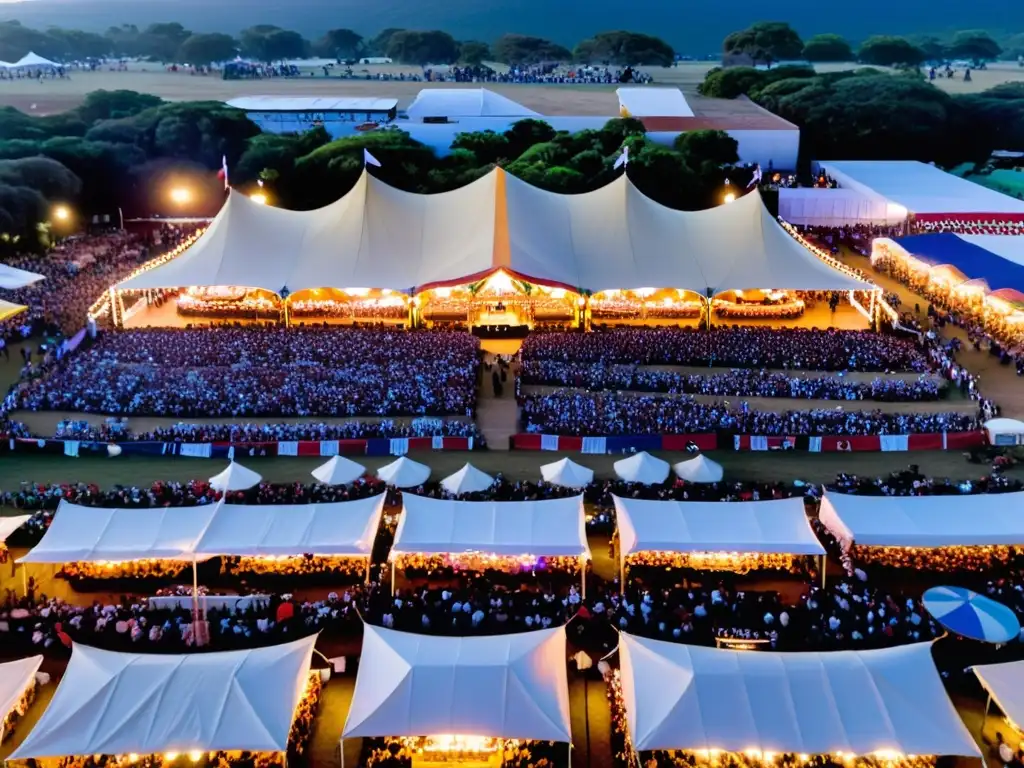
top-left (11, 327), bottom-right (480, 418)
top-left (422, 62), bottom-right (653, 85)
top-left (519, 390), bottom-right (979, 436)
top-left (519, 361), bottom-right (944, 402)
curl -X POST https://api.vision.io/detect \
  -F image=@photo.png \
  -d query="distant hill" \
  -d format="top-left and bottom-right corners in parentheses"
top-left (1, 0), bottom-right (1021, 52)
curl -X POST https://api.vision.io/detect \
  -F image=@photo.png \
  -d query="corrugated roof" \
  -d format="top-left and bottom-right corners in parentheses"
top-left (225, 96), bottom-right (398, 112)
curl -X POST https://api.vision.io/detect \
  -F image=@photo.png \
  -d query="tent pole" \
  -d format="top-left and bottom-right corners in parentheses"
top-left (391, 560), bottom-right (396, 596)
top-left (580, 556), bottom-right (586, 601)
top-left (340, 739), bottom-right (345, 768)
top-left (191, 558), bottom-right (201, 647)
top-left (365, 556), bottom-right (371, 585)
top-left (821, 554), bottom-right (827, 589)
top-left (21, 563), bottom-right (27, 598)
top-left (618, 553), bottom-right (625, 595)
top-left (567, 741), bottom-right (571, 768)
top-left (981, 693), bottom-right (991, 739)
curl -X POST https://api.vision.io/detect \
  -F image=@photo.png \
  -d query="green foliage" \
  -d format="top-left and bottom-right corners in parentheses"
top-left (907, 35), bottom-right (947, 62)
top-left (858, 36), bottom-right (925, 66)
top-left (949, 30), bottom-right (1001, 64)
top-left (722, 21), bottom-right (803, 67)
top-left (802, 34), bottom-right (853, 62)
top-left (76, 90), bottom-right (164, 123)
top-left (239, 25), bottom-right (307, 62)
top-left (697, 64), bottom-right (813, 98)
top-left (673, 130), bottom-right (739, 167)
top-left (457, 40), bottom-right (491, 66)
top-left (313, 28), bottom-right (363, 58)
top-left (383, 30), bottom-right (458, 65)
top-left (177, 33), bottom-right (237, 65)
top-left (492, 34), bottom-right (571, 65)
top-left (573, 31), bottom-right (674, 66)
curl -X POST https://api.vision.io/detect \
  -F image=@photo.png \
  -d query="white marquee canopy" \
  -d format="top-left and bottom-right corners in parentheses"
top-left (392, 494), bottom-right (589, 558)
top-left (0, 655), bottom-right (43, 739)
top-left (11, 636), bottom-right (317, 758)
top-left (973, 661), bottom-right (1024, 731)
top-left (613, 451), bottom-right (670, 484)
top-left (118, 169), bottom-right (869, 296)
top-left (614, 496), bottom-right (824, 560)
top-left (343, 625), bottom-right (572, 742)
top-left (619, 634), bottom-right (980, 756)
top-left (818, 491), bottom-right (1024, 548)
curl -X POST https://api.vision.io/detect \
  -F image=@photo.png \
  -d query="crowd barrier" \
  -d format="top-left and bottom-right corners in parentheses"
top-left (511, 431), bottom-right (986, 453)
top-left (4, 435), bottom-right (477, 458)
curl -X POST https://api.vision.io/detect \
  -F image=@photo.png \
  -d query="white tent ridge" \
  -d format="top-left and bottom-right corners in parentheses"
top-left (406, 88), bottom-right (539, 119)
top-left (613, 451), bottom-right (670, 485)
top-left (540, 457), bottom-right (594, 489)
top-left (117, 168), bottom-right (870, 297)
top-left (209, 460), bottom-right (262, 491)
top-left (673, 454), bottom-right (723, 483)
top-left (818, 490), bottom-right (1024, 549)
top-left (377, 456), bottom-right (431, 488)
top-left (440, 463), bottom-right (496, 495)
top-left (311, 455), bottom-right (367, 485)
top-left (0, 514), bottom-right (31, 546)
top-left (973, 661), bottom-right (1024, 732)
top-left (392, 494), bottom-right (589, 559)
top-left (11, 636), bottom-right (317, 758)
top-left (619, 634), bottom-right (981, 757)
top-left (343, 625), bottom-right (572, 742)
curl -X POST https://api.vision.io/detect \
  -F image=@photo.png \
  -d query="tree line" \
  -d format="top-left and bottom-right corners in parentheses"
top-left (0, 20), bottom-right (677, 67)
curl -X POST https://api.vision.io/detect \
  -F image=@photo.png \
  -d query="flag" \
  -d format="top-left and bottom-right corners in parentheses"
top-left (363, 148), bottom-right (382, 167)
top-left (217, 155), bottom-right (229, 189)
top-left (613, 145), bottom-right (629, 170)
top-left (746, 164), bottom-right (762, 189)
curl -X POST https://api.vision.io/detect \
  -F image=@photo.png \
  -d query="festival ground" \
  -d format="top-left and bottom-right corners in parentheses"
top-left (0, 61), bottom-right (1021, 116)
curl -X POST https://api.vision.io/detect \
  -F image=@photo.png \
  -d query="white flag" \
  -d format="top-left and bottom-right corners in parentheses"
top-left (363, 148), bottom-right (382, 167)
top-left (747, 164), bottom-right (762, 189)
top-left (218, 155), bottom-right (229, 190)
top-left (613, 145), bottom-right (629, 170)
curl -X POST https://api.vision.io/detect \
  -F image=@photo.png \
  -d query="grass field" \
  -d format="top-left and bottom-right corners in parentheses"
top-left (0, 61), bottom-right (1021, 116)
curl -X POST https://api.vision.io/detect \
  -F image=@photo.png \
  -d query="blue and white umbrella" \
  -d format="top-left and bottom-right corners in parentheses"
top-left (923, 586), bottom-right (1020, 644)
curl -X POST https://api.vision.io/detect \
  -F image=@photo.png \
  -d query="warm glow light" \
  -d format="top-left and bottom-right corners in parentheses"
top-left (433, 286), bottom-right (452, 298)
top-left (482, 270), bottom-right (515, 294)
top-left (53, 205), bottom-right (70, 221)
top-left (550, 288), bottom-right (566, 299)
top-left (165, 753), bottom-right (179, 761)
top-left (128, 755), bottom-right (140, 764)
top-left (724, 192), bottom-right (736, 204)
top-left (169, 187), bottom-right (191, 204)
top-left (249, 192), bottom-right (268, 205)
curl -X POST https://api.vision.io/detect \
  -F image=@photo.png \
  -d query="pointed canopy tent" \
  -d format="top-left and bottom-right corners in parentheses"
top-left (0, 655), bottom-right (43, 737)
top-left (118, 169), bottom-right (870, 297)
top-left (343, 625), bottom-right (571, 742)
top-left (673, 454), bottom-right (724, 483)
top-left (405, 88), bottom-right (540, 120)
top-left (10, 636), bottom-right (317, 758)
top-left (392, 494), bottom-right (589, 559)
top-left (441, 463), bottom-right (496, 495)
top-left (0, 263), bottom-right (45, 290)
top-left (619, 634), bottom-right (981, 757)
top-left (0, 299), bottom-right (27, 323)
top-left (540, 457), bottom-right (594, 489)
top-left (972, 661), bottom-right (1024, 731)
top-left (818, 490), bottom-right (1024, 549)
top-left (18, 501), bottom-right (216, 563)
top-left (377, 456), bottom-right (431, 488)
top-left (0, 514), bottom-right (31, 545)
top-left (311, 455), bottom-right (367, 485)
top-left (209, 461), bottom-right (262, 492)
top-left (614, 496), bottom-right (824, 561)
top-left (11, 52), bottom-right (59, 68)
top-left (613, 451), bottom-right (670, 485)
top-left (193, 496), bottom-right (385, 557)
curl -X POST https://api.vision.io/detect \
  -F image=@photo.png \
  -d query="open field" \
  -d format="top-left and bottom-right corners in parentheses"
top-left (1, 61), bottom-right (1022, 116)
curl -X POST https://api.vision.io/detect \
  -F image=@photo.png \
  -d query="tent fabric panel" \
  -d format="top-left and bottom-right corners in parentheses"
top-left (0, 263), bottom-right (45, 290)
top-left (0, 655), bottom-right (43, 728)
top-left (342, 626), bottom-right (571, 741)
top-left (819, 491), bottom-right (1024, 548)
top-left (973, 662), bottom-right (1024, 730)
top-left (616, 88), bottom-right (694, 118)
top-left (893, 234), bottom-right (1024, 295)
top-left (392, 495), bottom-right (589, 558)
top-left (0, 514), bottom-right (30, 544)
top-left (10, 636), bottom-right (317, 758)
top-left (778, 188), bottom-right (898, 226)
top-left (613, 496), bottom-right (825, 557)
top-left (620, 635), bottom-right (980, 757)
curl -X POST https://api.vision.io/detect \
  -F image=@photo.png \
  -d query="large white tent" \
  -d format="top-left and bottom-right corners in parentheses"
top-left (619, 634), bottom-right (980, 757)
top-left (0, 263), bottom-right (45, 290)
top-left (406, 88), bottom-right (539, 120)
top-left (613, 451), bottom-right (670, 484)
top-left (377, 456), bottom-right (431, 488)
top-left (311, 454), bottom-right (367, 485)
top-left (393, 494), bottom-right (589, 559)
top-left (11, 636), bottom-right (317, 758)
top-left (117, 169), bottom-right (869, 296)
top-left (540, 457), bottom-right (594, 488)
top-left (973, 661), bottom-right (1024, 731)
top-left (342, 625), bottom-right (571, 742)
top-left (818, 490), bottom-right (1024, 548)
top-left (0, 514), bottom-right (31, 546)
top-left (778, 188), bottom-right (901, 226)
top-left (193, 496), bottom-right (385, 557)
top-left (0, 656), bottom-right (43, 741)
top-left (8, 52), bottom-right (59, 68)
top-left (672, 455), bottom-right (723, 483)
top-left (18, 501), bottom-right (216, 563)
top-left (616, 87), bottom-right (694, 118)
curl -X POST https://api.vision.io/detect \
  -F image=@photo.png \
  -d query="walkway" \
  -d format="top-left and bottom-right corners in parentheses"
top-left (475, 352), bottom-right (520, 451)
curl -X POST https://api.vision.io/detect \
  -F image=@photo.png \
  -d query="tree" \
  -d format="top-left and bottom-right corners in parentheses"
top-left (314, 28), bottom-right (363, 59)
top-left (673, 130), bottom-right (739, 168)
top-left (458, 40), bottom-right (491, 66)
top-left (573, 31), bottom-right (674, 66)
top-left (802, 34), bottom-right (853, 62)
top-left (384, 30), bottom-right (459, 65)
top-left (177, 33), bottom-right (237, 66)
top-left (722, 22), bottom-right (803, 68)
top-left (45, 28), bottom-right (112, 60)
top-left (368, 28), bottom-right (403, 56)
top-left (492, 34), bottom-right (570, 65)
top-left (504, 119), bottom-right (557, 157)
top-left (450, 130), bottom-right (510, 165)
top-left (950, 31), bottom-right (1002, 64)
top-left (907, 35), bottom-right (948, 62)
top-left (76, 89), bottom-right (163, 123)
top-left (697, 64), bottom-right (813, 99)
top-left (858, 36), bottom-right (925, 67)
top-left (140, 22), bottom-right (191, 61)
top-left (239, 25), bottom-right (307, 62)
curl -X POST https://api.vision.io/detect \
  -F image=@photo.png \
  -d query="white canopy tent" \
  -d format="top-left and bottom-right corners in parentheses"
top-left (0, 298), bottom-right (27, 322)
top-left (117, 169), bottom-right (869, 297)
top-left (209, 461), bottom-right (262, 491)
top-left (11, 636), bottom-right (317, 758)
top-left (406, 88), bottom-right (539, 119)
top-left (0, 263), bottom-right (45, 290)
top-left (613, 451), bottom-right (670, 484)
top-left (377, 456), bottom-right (431, 488)
top-left (778, 188), bottom-right (901, 226)
top-left (616, 87), bottom-right (694, 117)
top-left (311, 455), bottom-right (367, 485)
top-left (540, 457), bottom-right (594, 489)
top-left (343, 625), bottom-right (571, 744)
top-left (9, 52), bottom-right (59, 68)
top-left (18, 501), bottom-right (216, 563)
top-left (619, 635), bottom-right (980, 756)
top-left (0, 655), bottom-right (43, 741)
top-left (614, 495), bottom-right (823, 584)
top-left (672, 455), bottom-right (723, 483)
top-left (973, 661), bottom-right (1024, 732)
top-left (440, 463), bottom-right (495, 495)
top-left (0, 514), bottom-right (31, 545)
top-left (818, 490), bottom-right (1024, 549)
top-left (193, 496), bottom-right (385, 560)
top-left (985, 417), bottom-right (1024, 446)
